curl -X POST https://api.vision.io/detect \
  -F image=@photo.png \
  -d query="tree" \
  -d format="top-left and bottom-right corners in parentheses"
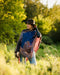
top-left (24, 0), bottom-right (48, 20)
top-left (49, 19), bottom-right (60, 42)
top-left (0, 0), bottom-right (26, 44)
top-left (34, 15), bottom-right (53, 35)
top-left (48, 5), bottom-right (60, 42)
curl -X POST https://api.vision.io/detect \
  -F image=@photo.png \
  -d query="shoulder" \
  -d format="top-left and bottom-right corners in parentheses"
top-left (22, 29), bottom-right (30, 33)
top-left (22, 29), bottom-right (28, 32)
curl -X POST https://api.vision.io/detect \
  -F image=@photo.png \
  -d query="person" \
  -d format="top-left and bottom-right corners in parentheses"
top-left (15, 19), bottom-right (42, 65)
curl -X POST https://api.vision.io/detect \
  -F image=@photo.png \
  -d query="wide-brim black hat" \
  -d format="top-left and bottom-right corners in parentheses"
top-left (27, 19), bottom-right (35, 26)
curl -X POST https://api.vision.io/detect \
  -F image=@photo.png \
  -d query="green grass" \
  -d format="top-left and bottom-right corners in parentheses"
top-left (0, 43), bottom-right (60, 75)
top-left (36, 43), bottom-right (60, 60)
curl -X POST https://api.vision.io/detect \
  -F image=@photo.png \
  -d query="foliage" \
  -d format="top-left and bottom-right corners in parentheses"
top-left (24, 0), bottom-right (48, 19)
top-left (36, 43), bottom-right (60, 59)
top-left (0, 43), bottom-right (60, 75)
top-left (49, 19), bottom-right (60, 42)
top-left (0, 0), bottom-right (60, 44)
top-left (48, 5), bottom-right (60, 21)
top-left (33, 5), bottom-right (60, 42)
top-left (48, 5), bottom-right (60, 42)
top-left (39, 43), bottom-right (46, 49)
top-left (34, 15), bottom-right (53, 34)
top-left (42, 36), bottom-right (54, 45)
top-left (25, 3), bottom-right (39, 19)
top-left (0, 0), bottom-right (26, 44)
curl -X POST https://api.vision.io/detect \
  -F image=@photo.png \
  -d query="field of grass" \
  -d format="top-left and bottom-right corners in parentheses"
top-left (0, 43), bottom-right (60, 75)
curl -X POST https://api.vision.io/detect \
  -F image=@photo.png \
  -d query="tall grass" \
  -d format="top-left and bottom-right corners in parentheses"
top-left (0, 43), bottom-right (60, 75)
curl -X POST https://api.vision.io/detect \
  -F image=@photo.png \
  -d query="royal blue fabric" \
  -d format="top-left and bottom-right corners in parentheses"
top-left (20, 30), bottom-right (36, 48)
top-left (15, 28), bottom-right (40, 52)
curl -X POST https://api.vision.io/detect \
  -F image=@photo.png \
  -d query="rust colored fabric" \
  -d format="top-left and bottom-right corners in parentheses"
top-left (20, 41), bottom-right (33, 59)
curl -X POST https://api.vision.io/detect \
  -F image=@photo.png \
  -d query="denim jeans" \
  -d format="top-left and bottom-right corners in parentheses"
top-left (20, 51), bottom-right (37, 65)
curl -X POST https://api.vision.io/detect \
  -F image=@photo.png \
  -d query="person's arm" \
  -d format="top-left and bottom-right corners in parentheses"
top-left (33, 25), bottom-right (40, 38)
top-left (15, 31), bottom-right (23, 54)
top-left (35, 28), bottom-right (40, 38)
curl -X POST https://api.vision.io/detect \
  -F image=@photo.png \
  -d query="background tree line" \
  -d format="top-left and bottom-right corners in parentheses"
top-left (0, 0), bottom-right (60, 44)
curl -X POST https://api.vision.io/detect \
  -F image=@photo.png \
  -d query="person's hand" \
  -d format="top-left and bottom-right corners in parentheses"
top-left (34, 25), bottom-right (37, 29)
top-left (33, 25), bottom-right (38, 32)
top-left (16, 52), bottom-right (20, 57)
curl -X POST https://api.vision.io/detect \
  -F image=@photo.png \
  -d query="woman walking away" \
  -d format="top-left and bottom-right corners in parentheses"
top-left (15, 19), bottom-right (42, 65)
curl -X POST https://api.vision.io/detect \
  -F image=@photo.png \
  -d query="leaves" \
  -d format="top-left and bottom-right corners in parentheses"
top-left (0, 0), bottom-right (26, 44)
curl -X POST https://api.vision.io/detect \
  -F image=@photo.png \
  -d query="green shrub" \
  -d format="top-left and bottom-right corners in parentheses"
top-left (39, 43), bottom-right (46, 49)
top-left (42, 36), bottom-right (53, 45)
